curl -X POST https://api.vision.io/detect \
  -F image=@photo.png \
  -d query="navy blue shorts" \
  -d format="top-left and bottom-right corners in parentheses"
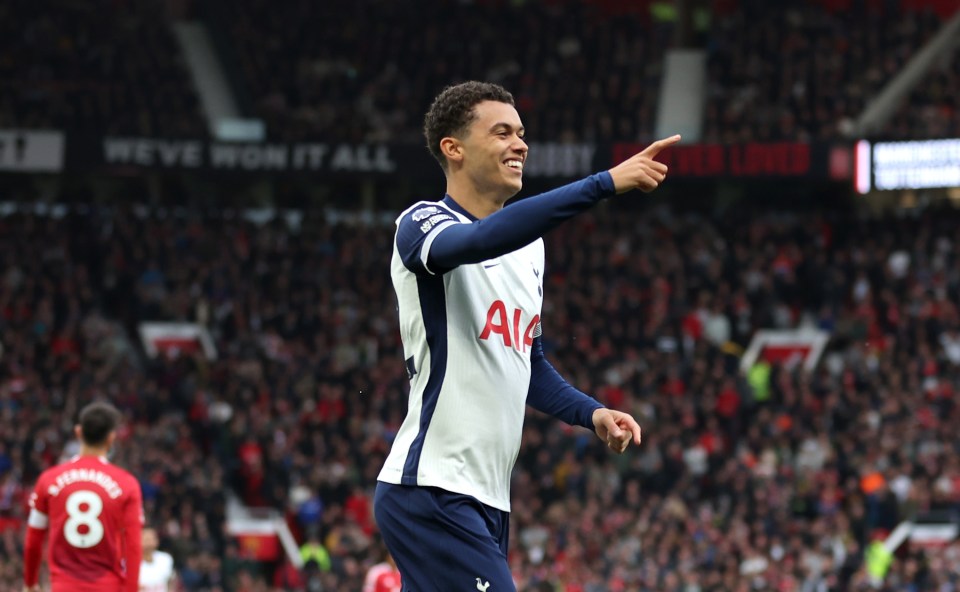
top-left (374, 481), bottom-right (514, 592)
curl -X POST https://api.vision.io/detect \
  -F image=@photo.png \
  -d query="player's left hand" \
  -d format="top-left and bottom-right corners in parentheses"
top-left (591, 408), bottom-right (642, 454)
top-left (607, 134), bottom-right (680, 194)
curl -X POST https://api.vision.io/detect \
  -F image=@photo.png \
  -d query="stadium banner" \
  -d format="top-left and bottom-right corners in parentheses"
top-left (64, 136), bottom-right (602, 178)
top-left (909, 523), bottom-right (959, 548)
top-left (62, 135), bottom-right (852, 181)
top-left (138, 322), bottom-right (218, 360)
top-left (226, 510), bottom-right (303, 567)
top-left (0, 130), bottom-right (65, 172)
top-left (903, 510), bottom-right (960, 549)
top-left (740, 328), bottom-right (830, 373)
top-left (611, 141), bottom-right (851, 180)
top-left (867, 138), bottom-right (960, 191)
top-left (226, 517), bottom-right (282, 561)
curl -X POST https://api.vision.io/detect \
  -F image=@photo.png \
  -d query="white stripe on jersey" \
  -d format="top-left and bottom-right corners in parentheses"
top-left (378, 199), bottom-right (545, 511)
top-left (27, 509), bottom-right (49, 529)
top-left (420, 220), bottom-right (458, 275)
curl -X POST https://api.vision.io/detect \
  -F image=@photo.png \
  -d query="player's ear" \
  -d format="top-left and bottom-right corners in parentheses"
top-left (74, 425), bottom-right (83, 441)
top-left (439, 136), bottom-right (463, 167)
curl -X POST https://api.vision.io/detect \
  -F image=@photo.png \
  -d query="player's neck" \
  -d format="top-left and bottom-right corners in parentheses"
top-left (445, 178), bottom-right (509, 219)
top-left (143, 551), bottom-right (154, 562)
top-left (78, 444), bottom-right (110, 459)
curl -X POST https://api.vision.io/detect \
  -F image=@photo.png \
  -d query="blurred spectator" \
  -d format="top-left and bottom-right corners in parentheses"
top-left (140, 526), bottom-right (177, 592)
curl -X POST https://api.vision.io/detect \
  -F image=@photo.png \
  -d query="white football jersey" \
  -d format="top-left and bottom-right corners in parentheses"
top-left (377, 197), bottom-right (544, 511)
top-left (139, 550), bottom-right (174, 592)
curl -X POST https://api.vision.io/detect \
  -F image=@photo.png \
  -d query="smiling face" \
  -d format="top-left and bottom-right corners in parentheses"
top-left (456, 100), bottom-right (528, 200)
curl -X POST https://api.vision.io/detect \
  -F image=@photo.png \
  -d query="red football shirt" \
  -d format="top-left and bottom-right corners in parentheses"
top-left (374, 570), bottom-right (403, 592)
top-left (28, 456), bottom-right (144, 592)
top-left (363, 562), bottom-right (402, 592)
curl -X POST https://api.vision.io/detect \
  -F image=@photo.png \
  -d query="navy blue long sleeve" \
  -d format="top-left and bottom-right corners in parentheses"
top-left (526, 336), bottom-right (602, 429)
top-left (429, 172), bottom-right (615, 270)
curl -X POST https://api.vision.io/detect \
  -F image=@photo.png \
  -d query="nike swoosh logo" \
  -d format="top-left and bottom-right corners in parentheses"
top-left (482, 263), bottom-right (500, 269)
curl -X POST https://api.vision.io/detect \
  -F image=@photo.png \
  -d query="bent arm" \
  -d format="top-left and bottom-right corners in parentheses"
top-left (526, 336), bottom-right (602, 428)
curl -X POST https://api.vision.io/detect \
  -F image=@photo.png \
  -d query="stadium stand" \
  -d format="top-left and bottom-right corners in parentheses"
top-left (0, 0), bottom-right (206, 136)
top-left (702, 1), bottom-right (944, 142)
top-left (219, 0), bottom-right (666, 143)
top-left (218, 0), bottom-right (956, 144)
top-left (880, 50), bottom-right (960, 139)
top-left (2, 202), bottom-right (960, 590)
top-left (2, 1), bottom-right (960, 591)
top-left (0, 0), bottom-right (952, 143)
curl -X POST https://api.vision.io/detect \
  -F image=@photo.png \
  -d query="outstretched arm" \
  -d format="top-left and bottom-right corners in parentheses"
top-left (432, 135), bottom-right (680, 270)
top-left (527, 336), bottom-right (642, 454)
top-left (396, 135), bottom-right (681, 275)
top-left (429, 172), bottom-right (615, 269)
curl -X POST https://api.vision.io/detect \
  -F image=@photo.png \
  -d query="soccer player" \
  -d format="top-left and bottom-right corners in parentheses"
top-left (138, 526), bottom-right (176, 592)
top-left (374, 80), bottom-right (679, 591)
top-left (363, 551), bottom-right (402, 592)
top-left (23, 402), bottom-right (144, 592)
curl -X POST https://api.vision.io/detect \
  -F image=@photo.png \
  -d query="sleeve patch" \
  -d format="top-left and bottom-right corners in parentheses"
top-left (411, 206), bottom-right (440, 221)
top-left (396, 204), bottom-right (460, 274)
top-left (419, 213), bottom-right (454, 233)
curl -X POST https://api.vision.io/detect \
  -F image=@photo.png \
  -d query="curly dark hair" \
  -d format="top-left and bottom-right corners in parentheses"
top-left (423, 81), bottom-right (515, 171)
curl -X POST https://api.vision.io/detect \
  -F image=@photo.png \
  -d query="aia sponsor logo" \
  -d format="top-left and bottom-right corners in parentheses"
top-left (479, 300), bottom-right (539, 353)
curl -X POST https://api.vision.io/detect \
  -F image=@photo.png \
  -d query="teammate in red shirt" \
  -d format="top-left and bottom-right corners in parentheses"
top-left (363, 551), bottom-right (402, 592)
top-left (23, 402), bottom-right (144, 592)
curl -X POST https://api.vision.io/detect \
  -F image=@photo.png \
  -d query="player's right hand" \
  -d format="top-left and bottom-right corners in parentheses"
top-left (608, 134), bottom-right (681, 194)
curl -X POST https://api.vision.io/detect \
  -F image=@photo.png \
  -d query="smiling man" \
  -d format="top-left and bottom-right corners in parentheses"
top-left (374, 81), bottom-right (679, 591)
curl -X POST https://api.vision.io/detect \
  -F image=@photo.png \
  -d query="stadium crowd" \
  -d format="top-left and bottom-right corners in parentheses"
top-left (881, 49), bottom-right (960, 140)
top-left (0, 0), bottom-right (205, 136)
top-left (222, 0), bottom-right (957, 144)
top-left (221, 0), bottom-right (666, 144)
top-left (703, 1), bottom-right (945, 142)
top-left (1, 0), bottom-right (954, 144)
top-left (1, 198), bottom-right (959, 591)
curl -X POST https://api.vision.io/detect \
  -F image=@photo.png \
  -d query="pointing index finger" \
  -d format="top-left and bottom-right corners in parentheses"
top-left (639, 134), bottom-right (682, 158)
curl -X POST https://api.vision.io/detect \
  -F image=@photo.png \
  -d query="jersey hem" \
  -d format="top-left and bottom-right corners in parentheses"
top-left (376, 477), bottom-right (510, 513)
